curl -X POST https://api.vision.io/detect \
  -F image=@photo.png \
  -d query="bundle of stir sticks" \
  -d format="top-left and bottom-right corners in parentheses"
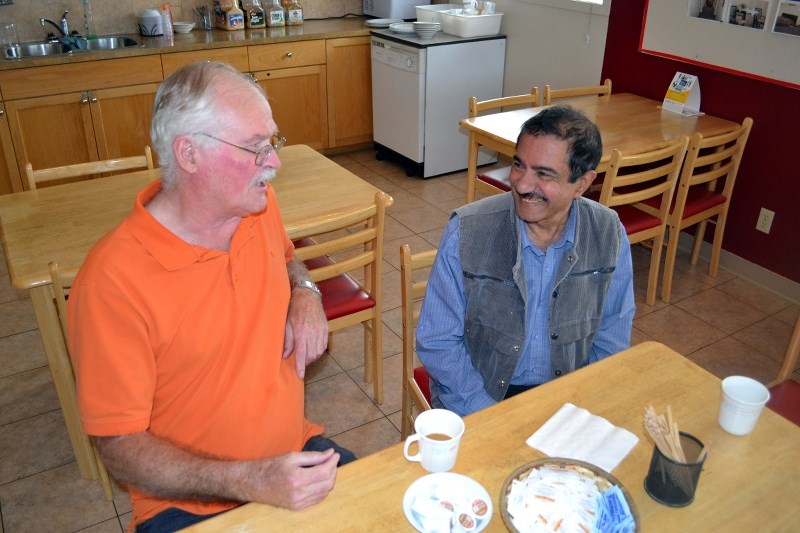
top-left (643, 405), bottom-right (687, 462)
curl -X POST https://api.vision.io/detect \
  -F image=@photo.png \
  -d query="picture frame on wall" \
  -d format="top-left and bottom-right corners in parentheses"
top-left (773, 0), bottom-right (800, 35)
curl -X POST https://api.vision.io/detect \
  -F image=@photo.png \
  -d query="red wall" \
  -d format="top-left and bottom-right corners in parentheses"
top-left (601, 0), bottom-right (800, 284)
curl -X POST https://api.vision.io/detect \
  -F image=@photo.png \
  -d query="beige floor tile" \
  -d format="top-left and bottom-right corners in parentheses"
top-left (418, 227), bottom-right (445, 247)
top-left (327, 322), bottom-right (402, 372)
top-left (384, 234), bottom-right (437, 271)
top-left (0, 299), bottom-right (38, 338)
top-left (687, 337), bottom-right (780, 383)
top-left (732, 316), bottom-right (794, 364)
top-left (0, 462), bottom-right (116, 533)
top-left (0, 367), bottom-right (59, 426)
top-left (381, 269), bottom-right (403, 312)
top-left (630, 327), bottom-right (654, 346)
top-left (716, 277), bottom-right (794, 315)
top-left (305, 351), bottom-right (345, 384)
top-left (81, 518), bottom-right (124, 532)
top-left (305, 373), bottom-right (384, 437)
top-left (0, 273), bottom-right (28, 304)
top-left (0, 411), bottom-right (74, 484)
top-left (387, 410), bottom-right (403, 433)
top-left (330, 417), bottom-right (401, 460)
top-left (380, 189), bottom-right (430, 213)
top-left (633, 306), bottom-right (727, 355)
top-left (774, 304), bottom-right (800, 326)
top-left (402, 179), bottom-right (464, 204)
top-left (382, 308), bottom-right (403, 340)
top-left (675, 288), bottom-right (767, 334)
top-left (390, 204), bottom-right (450, 235)
top-left (352, 353), bottom-right (403, 416)
top-left (0, 330), bottom-right (47, 378)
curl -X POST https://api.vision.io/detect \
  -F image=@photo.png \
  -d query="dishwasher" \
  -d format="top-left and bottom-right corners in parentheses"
top-left (370, 31), bottom-right (506, 178)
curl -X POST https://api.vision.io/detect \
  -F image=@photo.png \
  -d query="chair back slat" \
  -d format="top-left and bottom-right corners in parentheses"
top-left (26, 146), bottom-right (155, 190)
top-left (543, 78), bottom-right (611, 105)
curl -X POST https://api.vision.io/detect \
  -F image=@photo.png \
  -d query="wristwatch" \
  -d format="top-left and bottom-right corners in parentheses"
top-left (293, 279), bottom-right (322, 298)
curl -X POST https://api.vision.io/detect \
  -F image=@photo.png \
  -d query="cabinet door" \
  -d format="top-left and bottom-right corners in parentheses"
top-left (5, 92), bottom-right (98, 186)
top-left (90, 83), bottom-right (160, 163)
top-left (0, 105), bottom-right (23, 194)
top-left (326, 37), bottom-right (372, 148)
top-left (254, 65), bottom-right (328, 150)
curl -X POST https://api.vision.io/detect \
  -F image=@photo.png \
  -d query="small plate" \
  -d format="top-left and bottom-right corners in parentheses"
top-left (365, 18), bottom-right (403, 28)
top-left (500, 458), bottom-right (640, 533)
top-left (403, 472), bottom-right (493, 532)
top-left (389, 22), bottom-right (416, 35)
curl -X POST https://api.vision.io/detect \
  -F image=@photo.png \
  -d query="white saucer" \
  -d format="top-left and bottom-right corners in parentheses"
top-left (365, 18), bottom-right (403, 28)
top-left (389, 22), bottom-right (416, 35)
top-left (403, 472), bottom-right (493, 532)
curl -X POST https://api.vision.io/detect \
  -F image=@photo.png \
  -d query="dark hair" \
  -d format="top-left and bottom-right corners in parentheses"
top-left (516, 105), bottom-right (602, 183)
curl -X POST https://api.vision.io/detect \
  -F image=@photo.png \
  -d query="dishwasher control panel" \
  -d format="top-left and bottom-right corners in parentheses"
top-left (371, 38), bottom-right (425, 74)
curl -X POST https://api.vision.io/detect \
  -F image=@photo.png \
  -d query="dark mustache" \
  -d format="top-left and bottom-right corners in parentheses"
top-left (519, 191), bottom-right (545, 201)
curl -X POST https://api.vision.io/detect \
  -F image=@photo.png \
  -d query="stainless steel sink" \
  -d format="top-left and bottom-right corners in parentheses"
top-left (84, 36), bottom-right (140, 51)
top-left (4, 42), bottom-right (72, 59)
top-left (3, 36), bottom-right (141, 60)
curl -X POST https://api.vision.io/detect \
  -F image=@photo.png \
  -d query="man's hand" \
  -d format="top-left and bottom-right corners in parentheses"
top-left (283, 280), bottom-right (328, 379)
top-left (242, 449), bottom-right (340, 510)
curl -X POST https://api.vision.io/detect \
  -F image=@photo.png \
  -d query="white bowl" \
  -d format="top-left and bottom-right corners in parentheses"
top-left (414, 27), bottom-right (439, 39)
top-left (172, 21), bottom-right (195, 34)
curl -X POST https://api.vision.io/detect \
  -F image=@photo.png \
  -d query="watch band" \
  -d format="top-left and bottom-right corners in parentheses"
top-left (293, 279), bottom-right (322, 298)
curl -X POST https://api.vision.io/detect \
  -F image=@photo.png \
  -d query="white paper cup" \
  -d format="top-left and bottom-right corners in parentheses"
top-left (718, 376), bottom-right (770, 435)
top-left (403, 409), bottom-right (464, 472)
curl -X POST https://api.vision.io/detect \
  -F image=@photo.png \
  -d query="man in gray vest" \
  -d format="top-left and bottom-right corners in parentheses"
top-left (417, 105), bottom-right (635, 416)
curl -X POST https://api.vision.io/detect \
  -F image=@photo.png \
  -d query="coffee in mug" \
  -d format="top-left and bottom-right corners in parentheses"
top-left (403, 409), bottom-right (465, 472)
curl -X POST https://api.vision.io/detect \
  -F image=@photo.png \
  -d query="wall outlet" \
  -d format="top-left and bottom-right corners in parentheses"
top-left (756, 207), bottom-right (774, 234)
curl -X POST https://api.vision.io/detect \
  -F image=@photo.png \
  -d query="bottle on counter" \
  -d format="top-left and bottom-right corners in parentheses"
top-left (268, 0), bottom-right (286, 27)
top-left (83, 0), bottom-right (98, 39)
top-left (161, 3), bottom-right (174, 39)
top-left (286, 0), bottom-right (303, 25)
top-left (244, 0), bottom-right (266, 29)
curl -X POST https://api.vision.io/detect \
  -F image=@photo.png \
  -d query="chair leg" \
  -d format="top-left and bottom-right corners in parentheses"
top-left (708, 214), bottom-right (727, 277)
top-left (327, 332), bottom-right (334, 353)
top-left (401, 383), bottom-right (413, 440)
top-left (93, 445), bottom-right (114, 501)
top-left (690, 219), bottom-right (709, 266)
top-left (646, 236), bottom-right (663, 306)
top-left (661, 224), bottom-right (681, 303)
top-left (371, 316), bottom-right (383, 404)
top-left (363, 324), bottom-right (373, 384)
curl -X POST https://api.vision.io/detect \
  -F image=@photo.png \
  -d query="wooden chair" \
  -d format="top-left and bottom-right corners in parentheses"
top-left (652, 118), bottom-right (753, 303)
top-left (543, 78), bottom-right (612, 105)
top-left (766, 313), bottom-right (800, 426)
top-left (25, 146), bottom-right (154, 190)
top-left (465, 87), bottom-right (540, 203)
top-left (400, 243), bottom-right (435, 439)
top-left (48, 261), bottom-right (115, 501)
top-left (293, 192), bottom-right (390, 404)
top-left (596, 137), bottom-right (688, 306)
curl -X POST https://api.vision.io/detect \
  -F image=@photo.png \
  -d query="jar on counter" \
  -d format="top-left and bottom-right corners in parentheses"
top-left (286, 0), bottom-right (303, 25)
top-left (244, 0), bottom-right (266, 28)
top-left (267, 0), bottom-right (285, 27)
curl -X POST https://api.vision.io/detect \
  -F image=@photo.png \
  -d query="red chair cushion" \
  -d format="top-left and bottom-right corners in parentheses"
top-left (612, 204), bottom-right (661, 235)
top-left (293, 238), bottom-right (375, 321)
top-left (477, 166), bottom-right (512, 191)
top-left (641, 187), bottom-right (727, 218)
top-left (414, 366), bottom-right (432, 405)
top-left (767, 380), bottom-right (800, 426)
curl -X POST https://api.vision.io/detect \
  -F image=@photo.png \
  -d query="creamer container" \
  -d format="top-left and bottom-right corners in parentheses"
top-left (268, 0), bottom-right (285, 27)
top-left (245, 0), bottom-right (266, 29)
top-left (286, 0), bottom-right (303, 25)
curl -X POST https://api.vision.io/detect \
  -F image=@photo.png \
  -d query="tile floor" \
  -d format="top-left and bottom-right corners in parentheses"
top-left (0, 148), bottom-right (798, 532)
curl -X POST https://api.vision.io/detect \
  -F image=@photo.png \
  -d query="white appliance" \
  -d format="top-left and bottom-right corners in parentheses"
top-left (363, 0), bottom-right (430, 20)
top-left (371, 32), bottom-right (506, 178)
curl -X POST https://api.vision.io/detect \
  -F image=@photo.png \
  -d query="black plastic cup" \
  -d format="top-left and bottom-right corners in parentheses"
top-left (643, 432), bottom-right (705, 507)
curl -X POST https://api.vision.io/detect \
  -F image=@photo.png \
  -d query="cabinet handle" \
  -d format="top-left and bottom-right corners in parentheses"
top-left (91, 96), bottom-right (98, 103)
top-left (81, 92), bottom-right (90, 104)
top-left (248, 72), bottom-right (258, 84)
top-left (0, 109), bottom-right (4, 116)
top-left (286, 51), bottom-right (293, 58)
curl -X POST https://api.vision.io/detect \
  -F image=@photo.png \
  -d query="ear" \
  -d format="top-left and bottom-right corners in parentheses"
top-left (573, 169), bottom-right (596, 197)
top-left (173, 135), bottom-right (197, 173)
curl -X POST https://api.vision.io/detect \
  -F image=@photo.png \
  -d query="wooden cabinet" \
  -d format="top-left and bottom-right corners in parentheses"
top-left (0, 56), bottom-right (162, 188)
top-left (326, 37), bottom-right (373, 148)
top-left (0, 105), bottom-right (22, 194)
top-left (249, 41), bottom-right (328, 150)
top-left (161, 47), bottom-right (250, 77)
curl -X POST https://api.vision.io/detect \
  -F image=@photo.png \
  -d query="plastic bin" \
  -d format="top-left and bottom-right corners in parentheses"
top-left (439, 11), bottom-right (503, 38)
top-left (415, 4), bottom-right (461, 23)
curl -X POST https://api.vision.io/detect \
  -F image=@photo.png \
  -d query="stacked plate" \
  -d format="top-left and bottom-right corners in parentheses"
top-left (412, 21), bottom-right (441, 39)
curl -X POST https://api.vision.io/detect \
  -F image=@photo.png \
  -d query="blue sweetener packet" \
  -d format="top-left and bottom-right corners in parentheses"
top-left (595, 485), bottom-right (635, 533)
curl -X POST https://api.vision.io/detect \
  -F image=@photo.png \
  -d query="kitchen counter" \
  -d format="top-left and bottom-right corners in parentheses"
top-left (0, 17), bottom-right (371, 71)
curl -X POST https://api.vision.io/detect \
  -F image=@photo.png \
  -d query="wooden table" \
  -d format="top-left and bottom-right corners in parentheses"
top-left (185, 341), bottom-right (800, 532)
top-left (461, 93), bottom-right (740, 202)
top-left (0, 144), bottom-right (393, 479)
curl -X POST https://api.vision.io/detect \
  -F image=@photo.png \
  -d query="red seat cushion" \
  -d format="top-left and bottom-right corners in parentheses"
top-left (612, 204), bottom-right (661, 235)
top-left (477, 166), bottom-right (512, 191)
top-left (414, 366), bottom-right (432, 405)
top-left (641, 187), bottom-right (727, 218)
top-left (767, 380), bottom-right (800, 426)
top-left (293, 238), bottom-right (375, 321)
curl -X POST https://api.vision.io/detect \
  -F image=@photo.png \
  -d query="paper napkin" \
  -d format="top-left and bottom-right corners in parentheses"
top-left (526, 403), bottom-right (639, 472)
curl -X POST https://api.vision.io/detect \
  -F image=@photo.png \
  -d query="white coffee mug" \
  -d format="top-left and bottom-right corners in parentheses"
top-left (718, 375), bottom-right (770, 435)
top-left (403, 409), bottom-right (465, 472)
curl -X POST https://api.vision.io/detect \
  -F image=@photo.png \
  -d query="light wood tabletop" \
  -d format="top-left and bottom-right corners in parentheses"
top-left (0, 144), bottom-right (393, 479)
top-left (460, 93), bottom-right (740, 202)
top-left (185, 341), bottom-right (800, 532)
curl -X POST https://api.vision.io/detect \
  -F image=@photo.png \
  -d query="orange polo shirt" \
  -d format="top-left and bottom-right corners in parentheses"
top-left (67, 181), bottom-right (322, 527)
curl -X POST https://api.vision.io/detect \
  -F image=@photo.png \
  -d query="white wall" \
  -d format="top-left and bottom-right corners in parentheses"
top-left (495, 0), bottom-right (611, 96)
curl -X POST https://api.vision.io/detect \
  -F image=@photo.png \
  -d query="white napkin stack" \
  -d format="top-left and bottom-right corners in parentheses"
top-left (526, 403), bottom-right (638, 472)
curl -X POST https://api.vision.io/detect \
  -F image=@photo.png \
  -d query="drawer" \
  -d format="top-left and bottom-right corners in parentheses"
top-left (0, 56), bottom-right (163, 100)
top-left (161, 47), bottom-right (250, 77)
top-left (248, 40), bottom-right (326, 71)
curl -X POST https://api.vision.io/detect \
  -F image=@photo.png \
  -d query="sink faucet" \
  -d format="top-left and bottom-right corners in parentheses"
top-left (40, 11), bottom-right (70, 38)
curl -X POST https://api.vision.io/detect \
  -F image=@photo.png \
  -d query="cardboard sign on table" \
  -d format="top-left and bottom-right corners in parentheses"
top-left (662, 72), bottom-right (704, 116)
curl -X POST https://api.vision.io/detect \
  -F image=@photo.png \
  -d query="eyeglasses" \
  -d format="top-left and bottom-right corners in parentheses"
top-left (194, 132), bottom-right (286, 166)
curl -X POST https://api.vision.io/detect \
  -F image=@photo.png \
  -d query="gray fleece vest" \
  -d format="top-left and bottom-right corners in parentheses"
top-left (454, 194), bottom-right (621, 401)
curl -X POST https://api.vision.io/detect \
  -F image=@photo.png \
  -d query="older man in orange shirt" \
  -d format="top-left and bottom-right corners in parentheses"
top-left (67, 61), bottom-right (354, 532)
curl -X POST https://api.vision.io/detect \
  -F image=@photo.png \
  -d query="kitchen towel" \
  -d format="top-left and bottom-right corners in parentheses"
top-left (526, 402), bottom-right (639, 472)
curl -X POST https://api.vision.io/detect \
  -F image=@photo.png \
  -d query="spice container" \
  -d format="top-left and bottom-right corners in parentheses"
top-left (243, 0), bottom-right (266, 29)
top-left (286, 0), bottom-right (303, 25)
top-left (268, 0), bottom-right (285, 27)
